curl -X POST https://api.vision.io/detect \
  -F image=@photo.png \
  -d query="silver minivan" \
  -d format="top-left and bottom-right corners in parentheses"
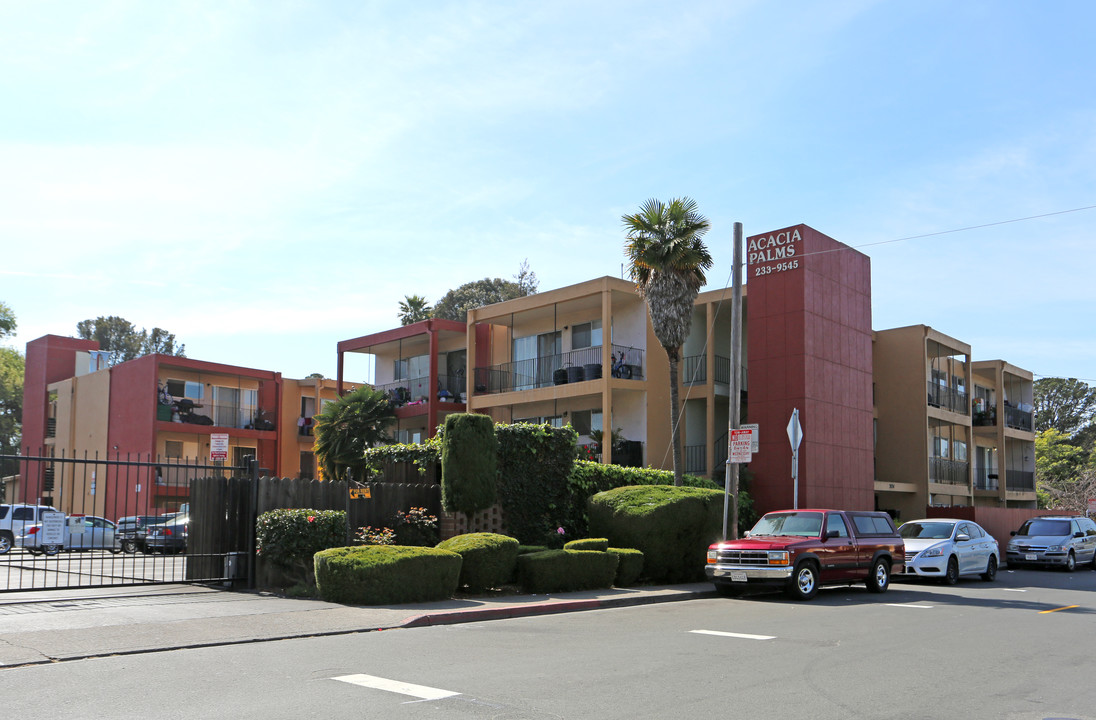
top-left (1006, 515), bottom-right (1096, 571)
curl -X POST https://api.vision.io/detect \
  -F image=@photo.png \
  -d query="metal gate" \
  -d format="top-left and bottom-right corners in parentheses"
top-left (0, 452), bottom-right (257, 593)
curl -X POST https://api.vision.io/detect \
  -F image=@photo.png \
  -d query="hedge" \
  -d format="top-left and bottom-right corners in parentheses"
top-left (436, 532), bottom-right (520, 591)
top-left (314, 545), bottom-right (462, 605)
top-left (515, 549), bottom-right (619, 594)
top-left (495, 423), bottom-right (578, 545)
top-left (441, 413), bottom-right (498, 519)
top-left (255, 509), bottom-right (348, 584)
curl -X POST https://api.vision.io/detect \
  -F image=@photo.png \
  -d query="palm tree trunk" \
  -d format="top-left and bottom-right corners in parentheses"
top-left (668, 357), bottom-right (683, 486)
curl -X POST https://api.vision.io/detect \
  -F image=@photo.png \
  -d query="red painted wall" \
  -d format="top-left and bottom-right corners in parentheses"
top-left (746, 225), bottom-right (874, 514)
top-left (21, 335), bottom-right (100, 455)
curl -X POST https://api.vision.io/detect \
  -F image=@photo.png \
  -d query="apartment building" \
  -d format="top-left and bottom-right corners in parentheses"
top-left (19, 334), bottom-right (334, 514)
top-left (873, 326), bottom-right (1037, 519)
top-left (337, 319), bottom-right (471, 444)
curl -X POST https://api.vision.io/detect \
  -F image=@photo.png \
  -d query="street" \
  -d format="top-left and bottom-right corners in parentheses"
top-left (1, 567), bottom-right (1093, 719)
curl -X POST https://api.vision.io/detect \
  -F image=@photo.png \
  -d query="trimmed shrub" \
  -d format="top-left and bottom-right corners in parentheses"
top-left (495, 423), bottom-right (578, 545)
top-left (441, 414), bottom-right (498, 519)
top-left (609, 547), bottom-right (645, 587)
top-left (564, 537), bottom-right (609, 552)
top-left (362, 439), bottom-right (441, 480)
top-left (256, 509), bottom-right (347, 584)
top-left (314, 545), bottom-right (462, 605)
top-left (436, 532), bottom-right (520, 591)
top-left (515, 549), bottom-right (619, 594)
top-left (518, 544), bottom-right (549, 555)
top-left (565, 461), bottom-right (726, 537)
top-left (588, 485), bottom-right (724, 584)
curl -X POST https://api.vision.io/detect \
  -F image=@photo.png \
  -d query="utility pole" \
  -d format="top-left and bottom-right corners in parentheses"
top-left (723, 222), bottom-right (744, 541)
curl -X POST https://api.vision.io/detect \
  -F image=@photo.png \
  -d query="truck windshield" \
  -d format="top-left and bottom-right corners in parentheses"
top-left (750, 512), bottom-right (824, 537)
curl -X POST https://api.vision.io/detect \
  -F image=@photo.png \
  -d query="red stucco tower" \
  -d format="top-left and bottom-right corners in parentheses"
top-left (746, 224), bottom-right (874, 513)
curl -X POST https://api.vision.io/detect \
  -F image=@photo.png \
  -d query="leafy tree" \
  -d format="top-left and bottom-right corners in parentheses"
top-left (0, 346), bottom-right (23, 456)
top-left (312, 386), bottom-right (396, 482)
top-left (433, 262), bottom-right (539, 322)
top-left (440, 413), bottom-right (498, 523)
top-left (0, 301), bottom-right (15, 339)
top-left (76, 316), bottom-right (186, 367)
top-left (622, 197), bottom-right (713, 486)
top-left (1035, 428), bottom-right (1087, 491)
top-left (398, 294), bottom-right (433, 325)
top-left (1040, 467), bottom-right (1096, 515)
top-left (1033, 377), bottom-right (1096, 436)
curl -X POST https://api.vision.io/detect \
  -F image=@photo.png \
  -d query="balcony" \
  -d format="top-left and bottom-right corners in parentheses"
top-left (378, 374), bottom-right (466, 407)
top-left (929, 457), bottom-right (969, 485)
top-left (474, 345), bottom-right (644, 395)
top-left (927, 382), bottom-right (969, 415)
top-left (974, 468), bottom-right (999, 491)
top-left (685, 444), bottom-right (706, 474)
top-left (1006, 469), bottom-right (1035, 492)
top-left (1004, 405), bottom-right (1034, 432)
top-left (681, 354), bottom-right (736, 386)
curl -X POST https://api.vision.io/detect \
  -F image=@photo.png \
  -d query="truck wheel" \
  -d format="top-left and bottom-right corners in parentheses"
top-left (943, 556), bottom-right (959, 585)
top-left (787, 562), bottom-right (819, 601)
top-left (866, 558), bottom-right (890, 593)
top-left (981, 555), bottom-right (997, 582)
top-left (0, 531), bottom-right (13, 554)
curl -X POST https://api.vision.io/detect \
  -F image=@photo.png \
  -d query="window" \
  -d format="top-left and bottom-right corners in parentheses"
top-left (166, 379), bottom-right (203, 400)
top-left (571, 410), bottom-right (603, 436)
top-left (850, 514), bottom-right (895, 536)
top-left (515, 416), bottom-right (563, 428)
top-left (572, 320), bottom-right (602, 350)
top-left (932, 435), bottom-right (949, 458)
top-left (395, 354), bottom-right (430, 381)
top-left (300, 452), bottom-right (314, 481)
top-left (826, 514), bottom-right (849, 538)
top-left (953, 440), bottom-right (967, 462)
top-left (213, 386), bottom-right (240, 427)
top-left (233, 446), bottom-right (256, 468)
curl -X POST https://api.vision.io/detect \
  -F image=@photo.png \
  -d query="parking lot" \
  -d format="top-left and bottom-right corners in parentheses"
top-left (0, 548), bottom-right (193, 591)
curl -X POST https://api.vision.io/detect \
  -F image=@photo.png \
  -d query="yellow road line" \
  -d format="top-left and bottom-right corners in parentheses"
top-left (1039, 605), bottom-right (1079, 614)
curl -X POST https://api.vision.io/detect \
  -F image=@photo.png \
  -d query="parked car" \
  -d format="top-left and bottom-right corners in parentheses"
top-left (1006, 515), bottom-right (1096, 571)
top-left (144, 514), bottom-right (188, 554)
top-left (116, 515), bottom-right (167, 553)
top-left (18, 515), bottom-right (121, 555)
top-left (898, 518), bottom-right (999, 583)
top-left (0, 503), bottom-right (59, 554)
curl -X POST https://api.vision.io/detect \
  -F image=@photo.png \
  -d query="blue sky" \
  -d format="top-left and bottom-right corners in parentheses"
top-left (2, 1), bottom-right (1094, 384)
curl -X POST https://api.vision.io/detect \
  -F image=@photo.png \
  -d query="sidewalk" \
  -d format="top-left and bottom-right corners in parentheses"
top-left (0, 582), bottom-right (716, 668)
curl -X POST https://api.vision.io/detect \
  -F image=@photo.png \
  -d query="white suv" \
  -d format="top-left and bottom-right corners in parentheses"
top-left (0, 504), bottom-right (59, 554)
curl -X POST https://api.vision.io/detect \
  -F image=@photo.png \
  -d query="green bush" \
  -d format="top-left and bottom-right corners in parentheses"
top-left (495, 423), bottom-right (578, 545)
top-left (362, 439), bottom-right (441, 479)
top-left (609, 547), bottom-right (645, 587)
top-left (588, 485), bottom-right (724, 584)
top-left (392, 507), bottom-right (439, 546)
top-left (564, 461), bottom-right (723, 537)
top-left (441, 414), bottom-right (498, 519)
top-left (435, 532), bottom-right (520, 591)
top-left (256, 509), bottom-right (347, 583)
top-left (515, 549), bottom-right (619, 594)
top-left (314, 545), bottom-right (462, 605)
top-left (564, 537), bottom-right (609, 551)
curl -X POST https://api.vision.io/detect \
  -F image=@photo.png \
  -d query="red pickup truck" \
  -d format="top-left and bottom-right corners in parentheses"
top-left (705, 509), bottom-right (904, 600)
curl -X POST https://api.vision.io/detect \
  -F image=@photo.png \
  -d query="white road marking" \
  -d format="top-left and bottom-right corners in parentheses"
top-left (885, 603), bottom-right (933, 609)
top-left (691, 630), bottom-right (775, 640)
top-left (1002, 588), bottom-right (1026, 592)
top-left (332, 674), bottom-right (460, 700)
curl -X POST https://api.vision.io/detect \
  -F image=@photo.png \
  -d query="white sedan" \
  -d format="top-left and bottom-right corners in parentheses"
top-left (18, 515), bottom-right (121, 555)
top-left (898, 518), bottom-right (998, 584)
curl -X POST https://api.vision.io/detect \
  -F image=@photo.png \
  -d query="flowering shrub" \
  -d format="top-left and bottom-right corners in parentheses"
top-left (392, 507), bottom-right (439, 547)
top-left (356, 526), bottom-right (396, 545)
top-left (255, 508), bottom-right (347, 580)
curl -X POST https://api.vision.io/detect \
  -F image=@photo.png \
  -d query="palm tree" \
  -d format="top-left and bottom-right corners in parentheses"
top-left (622, 197), bottom-right (713, 486)
top-left (313, 386), bottom-right (396, 481)
top-left (398, 294), bottom-right (433, 325)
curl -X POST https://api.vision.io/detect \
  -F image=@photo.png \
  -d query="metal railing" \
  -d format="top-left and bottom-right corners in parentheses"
top-left (1004, 406), bottom-right (1034, 432)
top-left (684, 444), bottom-right (706, 474)
top-left (474, 345), bottom-right (644, 394)
top-left (927, 382), bottom-right (969, 415)
top-left (1006, 469), bottom-right (1035, 492)
top-left (682, 355), bottom-right (706, 384)
top-left (974, 467), bottom-right (999, 491)
top-left (378, 374), bottom-right (466, 406)
top-left (929, 457), bottom-right (969, 485)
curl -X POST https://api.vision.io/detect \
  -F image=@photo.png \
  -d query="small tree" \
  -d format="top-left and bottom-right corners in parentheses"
top-left (313, 386), bottom-right (395, 481)
top-left (398, 294), bottom-right (433, 325)
top-left (441, 413), bottom-right (497, 523)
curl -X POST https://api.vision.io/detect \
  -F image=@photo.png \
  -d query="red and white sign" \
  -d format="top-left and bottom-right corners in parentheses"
top-left (210, 433), bottom-right (229, 462)
top-left (730, 428), bottom-right (754, 464)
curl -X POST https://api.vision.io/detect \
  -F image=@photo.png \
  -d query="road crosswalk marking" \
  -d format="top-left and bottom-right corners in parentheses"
top-left (690, 629), bottom-right (775, 640)
top-left (885, 603), bottom-right (933, 608)
top-left (332, 674), bottom-right (460, 700)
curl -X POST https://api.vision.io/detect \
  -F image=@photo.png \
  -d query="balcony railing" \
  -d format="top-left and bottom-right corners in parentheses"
top-left (1004, 405), bottom-right (1034, 432)
top-left (929, 457), bottom-right (969, 485)
top-left (927, 382), bottom-right (969, 415)
top-left (685, 444), bottom-right (706, 474)
top-left (974, 467), bottom-right (999, 491)
top-left (1006, 469), bottom-right (1035, 492)
top-left (378, 374), bottom-right (466, 406)
top-left (474, 345), bottom-right (644, 395)
top-left (972, 408), bottom-right (997, 426)
top-left (682, 355), bottom-right (707, 384)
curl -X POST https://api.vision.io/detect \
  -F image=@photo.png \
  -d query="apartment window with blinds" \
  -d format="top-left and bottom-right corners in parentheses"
top-left (572, 319), bottom-right (602, 349)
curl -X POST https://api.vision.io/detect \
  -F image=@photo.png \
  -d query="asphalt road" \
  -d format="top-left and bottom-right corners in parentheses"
top-left (1, 567), bottom-right (1092, 719)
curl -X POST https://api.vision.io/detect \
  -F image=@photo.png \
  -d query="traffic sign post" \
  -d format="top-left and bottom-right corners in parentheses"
top-left (787, 409), bottom-right (803, 509)
top-left (730, 428), bottom-right (753, 464)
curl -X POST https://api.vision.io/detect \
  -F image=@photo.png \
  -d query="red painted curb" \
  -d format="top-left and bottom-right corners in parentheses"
top-left (401, 599), bottom-right (603, 628)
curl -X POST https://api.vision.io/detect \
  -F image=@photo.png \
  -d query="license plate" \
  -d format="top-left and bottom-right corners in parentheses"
top-left (730, 571), bottom-right (747, 583)
top-left (1025, 553), bottom-right (1037, 561)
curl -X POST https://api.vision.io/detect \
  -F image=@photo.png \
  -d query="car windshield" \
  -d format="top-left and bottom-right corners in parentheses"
top-left (899, 521), bottom-right (954, 540)
top-left (1020, 519), bottom-right (1071, 536)
top-left (750, 512), bottom-right (823, 537)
